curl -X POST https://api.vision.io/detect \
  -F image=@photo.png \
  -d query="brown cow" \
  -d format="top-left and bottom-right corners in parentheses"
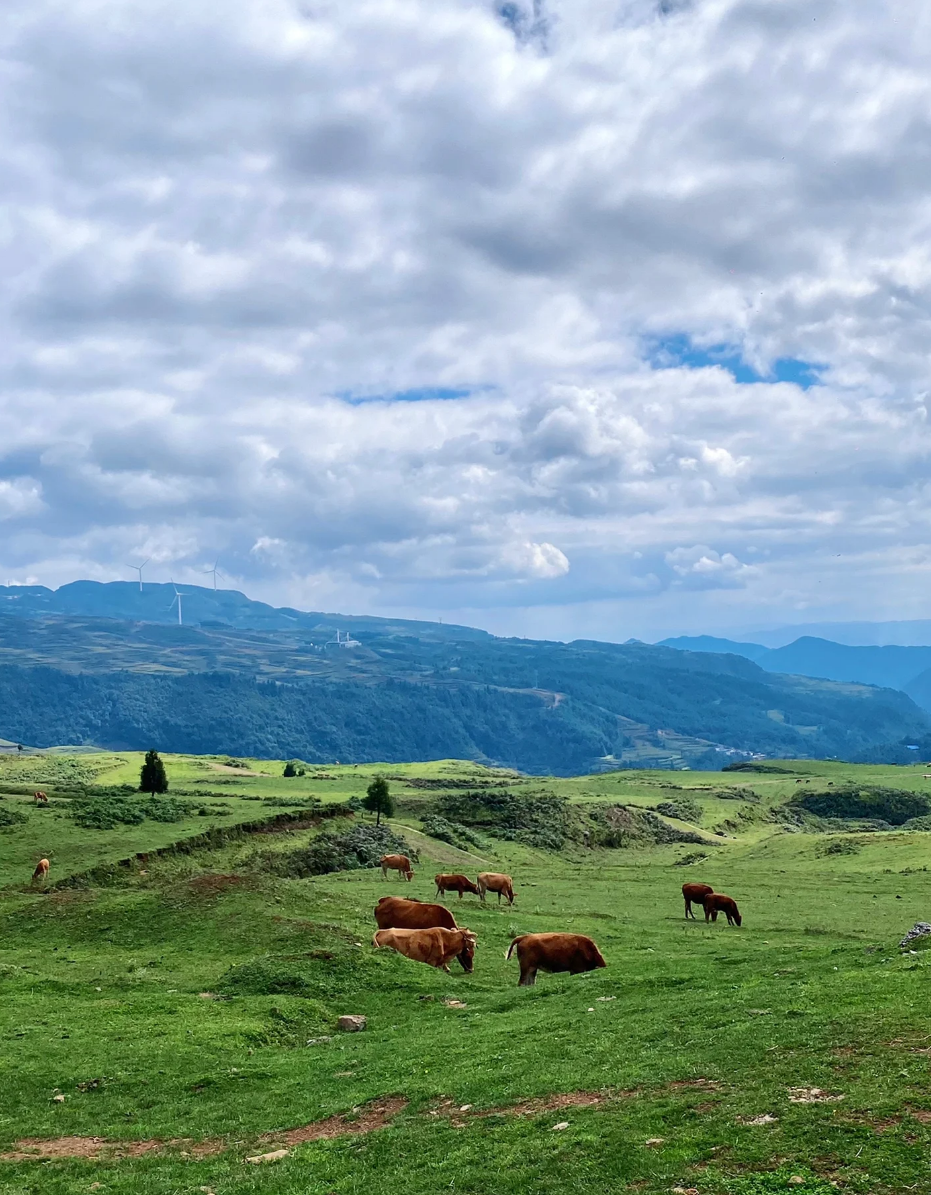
top-left (33, 791), bottom-right (49, 805)
top-left (374, 895), bottom-right (457, 931)
top-left (372, 926), bottom-right (477, 973)
top-left (506, 932), bottom-right (606, 987)
top-left (682, 882), bottom-right (714, 919)
top-left (477, 872), bottom-right (514, 905)
top-left (435, 873), bottom-right (481, 900)
top-left (380, 854), bottom-right (414, 881)
top-left (704, 892), bottom-right (742, 926)
top-left (31, 858), bottom-right (50, 884)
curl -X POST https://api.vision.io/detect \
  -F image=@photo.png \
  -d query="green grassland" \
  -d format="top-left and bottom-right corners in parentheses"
top-left (3, 756), bottom-right (931, 1192)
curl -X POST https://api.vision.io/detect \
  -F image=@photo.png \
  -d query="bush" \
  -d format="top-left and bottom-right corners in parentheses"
top-left (817, 837), bottom-right (861, 856)
top-left (794, 785), bottom-right (931, 826)
top-left (260, 823), bottom-right (415, 878)
top-left (71, 800), bottom-right (147, 830)
top-left (142, 797), bottom-right (193, 823)
top-left (0, 806), bottom-right (28, 831)
top-left (421, 814), bottom-right (484, 851)
top-left (654, 798), bottom-right (703, 823)
top-left (437, 788), bottom-right (570, 849)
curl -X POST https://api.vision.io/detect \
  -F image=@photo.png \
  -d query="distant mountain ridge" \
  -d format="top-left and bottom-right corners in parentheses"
top-left (659, 634), bottom-right (931, 713)
top-left (0, 582), bottom-right (927, 771)
top-left (0, 580), bottom-right (491, 642)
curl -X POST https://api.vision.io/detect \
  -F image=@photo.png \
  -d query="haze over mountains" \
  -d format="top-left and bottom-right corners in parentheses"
top-left (1, 581), bottom-right (930, 773)
top-left (659, 636), bottom-right (931, 714)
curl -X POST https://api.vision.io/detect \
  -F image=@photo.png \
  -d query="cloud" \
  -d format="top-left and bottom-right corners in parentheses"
top-left (1, 0), bottom-right (931, 638)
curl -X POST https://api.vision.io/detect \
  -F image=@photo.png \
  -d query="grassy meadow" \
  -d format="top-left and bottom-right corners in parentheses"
top-left (2, 753), bottom-right (931, 1192)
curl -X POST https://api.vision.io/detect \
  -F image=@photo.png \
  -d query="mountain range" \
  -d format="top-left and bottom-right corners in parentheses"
top-left (658, 635), bottom-right (931, 713)
top-left (0, 581), bottom-right (928, 772)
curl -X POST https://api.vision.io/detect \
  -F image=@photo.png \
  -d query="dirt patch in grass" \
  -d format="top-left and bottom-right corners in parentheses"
top-left (187, 874), bottom-right (250, 896)
top-left (0, 1098), bottom-right (409, 1163)
top-left (267, 1096), bottom-right (408, 1144)
top-left (1, 1137), bottom-right (179, 1162)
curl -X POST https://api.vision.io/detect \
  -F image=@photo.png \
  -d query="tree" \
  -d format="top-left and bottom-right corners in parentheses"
top-left (362, 776), bottom-right (394, 826)
top-left (139, 749), bottom-right (168, 794)
top-left (283, 760), bottom-right (297, 777)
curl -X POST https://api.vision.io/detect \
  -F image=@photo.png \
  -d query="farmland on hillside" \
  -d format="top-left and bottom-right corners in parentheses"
top-left (2, 755), bottom-right (931, 1191)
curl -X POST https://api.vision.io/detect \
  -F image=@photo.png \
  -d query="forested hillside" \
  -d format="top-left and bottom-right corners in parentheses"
top-left (0, 591), bottom-right (926, 771)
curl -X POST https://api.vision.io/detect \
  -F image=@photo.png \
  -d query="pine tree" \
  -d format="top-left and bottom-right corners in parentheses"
top-left (362, 776), bottom-right (394, 826)
top-left (139, 749), bottom-right (168, 794)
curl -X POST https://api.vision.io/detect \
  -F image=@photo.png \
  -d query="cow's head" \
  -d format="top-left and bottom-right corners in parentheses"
top-left (732, 909), bottom-right (742, 927)
top-left (457, 929), bottom-right (478, 972)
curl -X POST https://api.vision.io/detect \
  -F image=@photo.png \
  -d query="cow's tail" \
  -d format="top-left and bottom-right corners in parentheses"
top-left (505, 935), bottom-right (524, 961)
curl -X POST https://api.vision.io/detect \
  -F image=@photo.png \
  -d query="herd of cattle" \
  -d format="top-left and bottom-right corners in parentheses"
top-left (371, 857), bottom-right (742, 985)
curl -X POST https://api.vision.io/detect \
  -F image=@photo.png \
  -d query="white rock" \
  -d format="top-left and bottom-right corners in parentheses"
top-left (338, 1015), bottom-right (367, 1032)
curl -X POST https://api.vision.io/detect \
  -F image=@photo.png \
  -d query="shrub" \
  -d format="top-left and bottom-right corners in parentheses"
top-left (71, 800), bottom-right (146, 830)
top-left (283, 761), bottom-right (297, 777)
top-left (654, 798), bottom-right (703, 823)
top-left (817, 837), bottom-right (861, 856)
top-left (437, 788), bottom-right (570, 849)
top-left (421, 814), bottom-right (483, 851)
top-left (260, 824), bottom-right (415, 878)
top-left (0, 806), bottom-right (28, 831)
top-left (142, 797), bottom-right (192, 823)
top-left (795, 785), bottom-right (931, 826)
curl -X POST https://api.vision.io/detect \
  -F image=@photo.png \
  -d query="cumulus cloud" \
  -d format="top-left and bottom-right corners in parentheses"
top-left (1, 0), bottom-right (931, 637)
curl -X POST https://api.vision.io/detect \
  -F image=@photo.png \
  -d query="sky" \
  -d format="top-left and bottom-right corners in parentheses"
top-left (3, 0), bottom-right (931, 643)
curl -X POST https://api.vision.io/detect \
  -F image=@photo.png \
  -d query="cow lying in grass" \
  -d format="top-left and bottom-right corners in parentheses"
top-left (506, 932), bottom-right (606, 987)
top-left (704, 892), bottom-right (742, 926)
top-left (682, 882), bottom-right (714, 919)
top-left (435, 873), bottom-right (480, 900)
top-left (372, 926), bottom-right (477, 973)
top-left (477, 872), bottom-right (514, 904)
top-left (380, 854), bottom-right (414, 881)
top-left (374, 895), bottom-right (457, 930)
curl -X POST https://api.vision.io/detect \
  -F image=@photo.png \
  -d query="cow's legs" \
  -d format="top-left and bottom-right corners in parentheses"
top-left (518, 966), bottom-right (536, 987)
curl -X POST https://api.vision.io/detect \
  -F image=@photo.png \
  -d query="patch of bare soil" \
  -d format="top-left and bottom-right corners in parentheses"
top-left (187, 874), bottom-right (249, 896)
top-left (1, 1137), bottom-right (177, 1162)
top-left (266, 1096), bottom-right (408, 1144)
top-left (0, 1098), bottom-right (409, 1163)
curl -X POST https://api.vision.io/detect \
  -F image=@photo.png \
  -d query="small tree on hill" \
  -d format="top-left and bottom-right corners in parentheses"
top-left (283, 760), bottom-right (297, 777)
top-left (363, 776), bottom-right (394, 826)
top-left (139, 749), bottom-right (168, 794)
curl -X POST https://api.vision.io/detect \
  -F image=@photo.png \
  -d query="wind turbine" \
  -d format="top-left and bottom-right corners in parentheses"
top-left (168, 580), bottom-right (189, 626)
top-left (203, 557), bottom-right (223, 591)
top-left (128, 558), bottom-right (150, 592)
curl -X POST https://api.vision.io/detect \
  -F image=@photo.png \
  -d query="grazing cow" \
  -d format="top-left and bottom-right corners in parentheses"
top-left (374, 895), bottom-right (457, 931)
top-left (477, 872), bottom-right (514, 905)
top-left (372, 926), bottom-right (477, 973)
top-left (33, 791), bottom-right (49, 805)
top-left (704, 892), bottom-right (742, 926)
top-left (380, 854), bottom-right (414, 881)
top-left (682, 882), bottom-right (714, 919)
top-left (506, 932), bottom-right (606, 987)
top-left (31, 858), bottom-right (50, 884)
top-left (434, 873), bottom-right (481, 900)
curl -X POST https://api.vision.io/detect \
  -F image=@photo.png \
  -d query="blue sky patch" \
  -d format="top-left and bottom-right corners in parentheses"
top-left (647, 335), bottom-right (823, 389)
top-left (339, 386), bottom-right (474, 405)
